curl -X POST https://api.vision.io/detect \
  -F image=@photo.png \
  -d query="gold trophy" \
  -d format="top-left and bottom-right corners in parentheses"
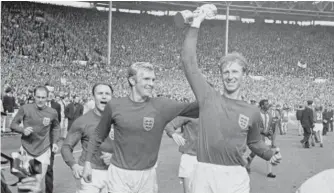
top-left (174, 4), bottom-right (218, 28)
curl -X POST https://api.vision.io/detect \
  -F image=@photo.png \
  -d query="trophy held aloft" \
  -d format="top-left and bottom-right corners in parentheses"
top-left (174, 4), bottom-right (218, 28)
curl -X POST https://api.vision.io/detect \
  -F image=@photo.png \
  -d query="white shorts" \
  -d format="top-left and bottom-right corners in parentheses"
top-left (178, 154), bottom-right (197, 179)
top-left (107, 163), bottom-right (158, 193)
top-left (20, 146), bottom-right (51, 165)
top-left (76, 168), bottom-right (108, 193)
top-left (191, 162), bottom-right (250, 193)
top-left (313, 123), bottom-right (323, 132)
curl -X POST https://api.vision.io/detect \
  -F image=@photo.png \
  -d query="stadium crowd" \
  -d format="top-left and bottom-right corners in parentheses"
top-left (1, 1), bottom-right (334, 107)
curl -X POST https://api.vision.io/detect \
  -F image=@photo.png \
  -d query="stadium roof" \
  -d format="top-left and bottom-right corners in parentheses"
top-left (89, 1), bottom-right (334, 21)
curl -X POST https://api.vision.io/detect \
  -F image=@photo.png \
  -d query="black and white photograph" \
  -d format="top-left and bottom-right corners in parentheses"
top-left (1, 1), bottom-right (334, 193)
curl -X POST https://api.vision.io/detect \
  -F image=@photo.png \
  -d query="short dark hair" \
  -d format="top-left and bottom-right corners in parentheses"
top-left (34, 86), bottom-right (49, 96)
top-left (92, 83), bottom-right (114, 96)
top-left (259, 99), bottom-right (268, 107)
top-left (307, 100), bottom-right (313, 106)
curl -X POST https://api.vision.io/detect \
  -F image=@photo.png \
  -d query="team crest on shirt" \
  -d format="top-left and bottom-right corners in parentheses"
top-left (143, 117), bottom-right (155, 131)
top-left (43, 117), bottom-right (50, 126)
top-left (238, 114), bottom-right (249, 130)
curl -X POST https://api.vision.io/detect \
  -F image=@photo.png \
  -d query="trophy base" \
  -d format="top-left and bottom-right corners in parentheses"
top-left (174, 12), bottom-right (186, 28)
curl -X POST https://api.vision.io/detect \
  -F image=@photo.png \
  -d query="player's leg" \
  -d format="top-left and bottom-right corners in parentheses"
top-left (279, 121), bottom-right (284, 135)
top-left (191, 163), bottom-right (212, 193)
top-left (107, 163), bottom-right (158, 193)
top-left (264, 138), bottom-right (276, 178)
top-left (330, 121), bottom-right (333, 132)
top-left (76, 169), bottom-right (108, 193)
top-left (107, 164), bottom-right (132, 193)
top-left (178, 154), bottom-right (197, 193)
top-left (318, 124), bottom-right (323, 147)
top-left (1, 115), bottom-right (5, 132)
top-left (45, 151), bottom-right (55, 193)
top-left (323, 122), bottom-right (328, 135)
top-left (310, 131), bottom-right (316, 147)
top-left (284, 122), bottom-right (288, 134)
top-left (136, 166), bottom-right (158, 193)
top-left (298, 122), bottom-right (303, 136)
top-left (212, 164), bottom-right (250, 193)
top-left (266, 161), bottom-right (275, 178)
top-left (33, 149), bottom-right (52, 191)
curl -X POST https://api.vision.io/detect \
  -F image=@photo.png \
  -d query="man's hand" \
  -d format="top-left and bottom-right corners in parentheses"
top-left (82, 161), bottom-right (92, 183)
top-left (270, 148), bottom-right (282, 166)
top-left (17, 176), bottom-right (41, 193)
top-left (71, 164), bottom-right (83, 179)
top-left (171, 133), bottom-right (186, 146)
top-left (52, 144), bottom-right (59, 153)
top-left (23, 127), bottom-right (33, 136)
top-left (100, 152), bottom-right (112, 166)
top-left (191, 8), bottom-right (207, 28)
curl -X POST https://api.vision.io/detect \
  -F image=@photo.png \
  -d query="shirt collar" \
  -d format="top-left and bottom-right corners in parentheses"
top-left (34, 103), bottom-right (47, 110)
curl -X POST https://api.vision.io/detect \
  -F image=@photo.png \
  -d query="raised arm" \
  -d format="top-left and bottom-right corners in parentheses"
top-left (181, 19), bottom-right (212, 105)
top-left (61, 120), bottom-right (82, 168)
top-left (10, 106), bottom-right (25, 133)
top-left (85, 103), bottom-right (114, 163)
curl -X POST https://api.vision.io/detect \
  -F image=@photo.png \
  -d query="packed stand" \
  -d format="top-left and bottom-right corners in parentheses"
top-left (1, 1), bottom-right (334, 112)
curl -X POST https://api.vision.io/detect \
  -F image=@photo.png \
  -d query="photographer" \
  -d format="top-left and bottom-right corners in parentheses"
top-left (1, 167), bottom-right (40, 193)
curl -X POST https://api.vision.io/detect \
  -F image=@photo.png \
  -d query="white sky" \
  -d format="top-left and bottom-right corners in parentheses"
top-left (31, 1), bottom-right (334, 26)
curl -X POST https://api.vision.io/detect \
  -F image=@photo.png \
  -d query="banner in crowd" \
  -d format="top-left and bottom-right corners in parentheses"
top-left (73, 60), bottom-right (87, 66)
top-left (314, 78), bottom-right (327, 83)
top-left (249, 75), bottom-right (266, 81)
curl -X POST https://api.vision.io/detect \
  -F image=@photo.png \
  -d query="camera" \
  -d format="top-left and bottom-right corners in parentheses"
top-left (1, 152), bottom-right (42, 181)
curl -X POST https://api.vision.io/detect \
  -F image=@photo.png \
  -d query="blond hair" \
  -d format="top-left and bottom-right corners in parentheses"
top-left (218, 52), bottom-right (248, 74)
top-left (127, 62), bottom-right (154, 87)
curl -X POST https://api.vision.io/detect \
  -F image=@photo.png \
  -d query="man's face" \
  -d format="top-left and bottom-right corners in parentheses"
top-left (94, 85), bottom-right (112, 111)
top-left (261, 101), bottom-right (270, 112)
top-left (34, 89), bottom-right (48, 108)
top-left (55, 96), bottom-right (60, 102)
top-left (221, 62), bottom-right (244, 94)
top-left (74, 97), bottom-right (80, 103)
top-left (133, 69), bottom-right (155, 98)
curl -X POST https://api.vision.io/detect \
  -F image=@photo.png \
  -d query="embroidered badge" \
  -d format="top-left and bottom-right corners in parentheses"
top-left (43, 117), bottom-right (50, 126)
top-left (143, 117), bottom-right (155, 131)
top-left (238, 114), bottom-right (249, 130)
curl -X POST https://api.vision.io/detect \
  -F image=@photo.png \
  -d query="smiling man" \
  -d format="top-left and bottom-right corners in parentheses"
top-left (61, 83), bottom-right (114, 193)
top-left (82, 62), bottom-right (198, 193)
top-left (10, 86), bottom-right (60, 192)
top-left (180, 9), bottom-right (282, 193)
